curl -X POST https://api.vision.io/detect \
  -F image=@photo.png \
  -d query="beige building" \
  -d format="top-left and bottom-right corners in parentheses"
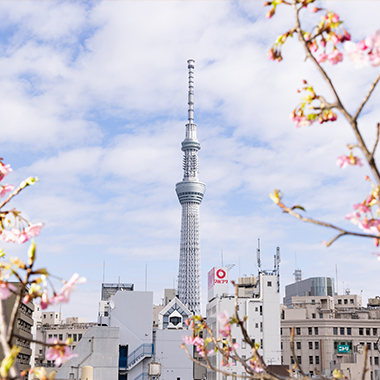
top-left (281, 293), bottom-right (380, 380)
top-left (34, 311), bottom-right (97, 368)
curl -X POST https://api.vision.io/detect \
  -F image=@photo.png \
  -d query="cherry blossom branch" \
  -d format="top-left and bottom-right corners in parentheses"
top-left (0, 180), bottom-right (33, 210)
top-left (354, 73), bottom-right (380, 122)
top-left (292, 1), bottom-right (380, 184)
top-left (273, 197), bottom-right (380, 246)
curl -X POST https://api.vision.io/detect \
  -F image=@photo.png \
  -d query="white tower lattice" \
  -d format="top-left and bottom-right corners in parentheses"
top-left (176, 59), bottom-right (206, 315)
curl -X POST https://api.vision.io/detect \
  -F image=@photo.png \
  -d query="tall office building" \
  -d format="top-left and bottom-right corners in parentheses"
top-left (176, 59), bottom-right (206, 315)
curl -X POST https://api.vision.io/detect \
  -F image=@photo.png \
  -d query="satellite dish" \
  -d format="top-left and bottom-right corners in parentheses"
top-left (109, 300), bottom-right (115, 309)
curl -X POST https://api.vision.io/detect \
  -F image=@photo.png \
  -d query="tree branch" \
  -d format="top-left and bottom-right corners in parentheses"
top-left (290, 327), bottom-right (306, 377)
top-left (276, 200), bottom-right (380, 244)
top-left (354, 73), bottom-right (380, 122)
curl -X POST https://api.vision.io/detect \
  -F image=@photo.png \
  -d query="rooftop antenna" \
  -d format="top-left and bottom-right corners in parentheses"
top-left (257, 238), bottom-right (261, 272)
top-left (145, 263), bottom-right (147, 291)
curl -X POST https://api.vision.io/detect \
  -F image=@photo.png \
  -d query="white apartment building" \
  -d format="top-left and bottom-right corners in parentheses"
top-left (206, 249), bottom-right (282, 380)
top-left (281, 281), bottom-right (380, 380)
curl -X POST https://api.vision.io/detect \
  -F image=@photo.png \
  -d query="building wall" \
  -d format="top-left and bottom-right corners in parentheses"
top-left (55, 326), bottom-right (119, 380)
top-left (281, 294), bottom-right (380, 379)
top-left (155, 330), bottom-right (193, 380)
top-left (206, 272), bottom-right (281, 380)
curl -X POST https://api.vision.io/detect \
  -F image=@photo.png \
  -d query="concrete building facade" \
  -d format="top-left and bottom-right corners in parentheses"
top-left (281, 286), bottom-right (380, 380)
top-left (205, 248), bottom-right (282, 380)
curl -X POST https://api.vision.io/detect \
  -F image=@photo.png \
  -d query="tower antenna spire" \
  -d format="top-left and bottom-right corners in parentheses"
top-left (188, 59), bottom-right (195, 125)
top-left (176, 59), bottom-right (206, 315)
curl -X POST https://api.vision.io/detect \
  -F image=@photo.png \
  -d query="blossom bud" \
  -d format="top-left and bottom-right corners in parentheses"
top-left (310, 7), bottom-right (319, 13)
top-left (263, 1), bottom-right (272, 6)
top-left (266, 8), bottom-right (275, 19)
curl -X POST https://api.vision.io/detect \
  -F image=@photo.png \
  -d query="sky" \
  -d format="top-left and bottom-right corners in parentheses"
top-left (0, 0), bottom-right (379, 321)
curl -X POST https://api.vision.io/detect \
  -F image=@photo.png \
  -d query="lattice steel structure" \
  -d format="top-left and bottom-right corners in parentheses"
top-left (176, 59), bottom-right (206, 315)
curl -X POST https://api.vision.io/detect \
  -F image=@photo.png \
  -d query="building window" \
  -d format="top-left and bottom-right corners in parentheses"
top-left (309, 356), bottom-right (313, 364)
top-left (79, 334), bottom-right (82, 341)
top-left (308, 327), bottom-right (312, 335)
top-left (338, 299), bottom-right (342, 305)
top-left (375, 357), bottom-right (379, 365)
top-left (73, 334), bottom-right (77, 342)
top-left (242, 340), bottom-right (246, 349)
top-left (68, 334), bottom-right (72, 339)
top-left (297, 356), bottom-right (302, 364)
top-left (44, 314), bottom-right (46, 319)
top-left (374, 329), bottom-right (378, 336)
top-left (312, 299), bottom-right (315, 304)
top-left (59, 334), bottom-right (63, 340)
top-left (315, 342), bottom-right (319, 350)
top-left (312, 313), bottom-right (316, 319)
top-left (368, 343), bottom-right (372, 350)
top-left (347, 328), bottom-right (352, 336)
top-left (291, 356), bottom-right (294, 364)
top-left (367, 328), bottom-right (371, 336)
top-left (319, 313), bottom-right (323, 319)
top-left (267, 281), bottom-right (272, 287)
top-left (309, 342), bottom-right (313, 349)
top-left (360, 328), bottom-right (364, 336)
top-left (255, 323), bottom-right (259, 328)
top-left (296, 327), bottom-right (301, 335)
top-left (281, 342), bottom-right (283, 350)
top-left (48, 334), bottom-right (52, 339)
top-left (315, 356), bottom-right (320, 365)
top-left (344, 299), bottom-right (348, 304)
top-left (296, 342), bottom-right (301, 350)
top-left (310, 371), bottom-right (314, 376)
top-left (314, 327), bottom-right (319, 335)
top-left (340, 327), bottom-right (345, 335)
top-left (350, 299), bottom-right (354, 304)
top-left (280, 328), bottom-right (282, 335)
top-left (375, 343), bottom-right (379, 351)
top-left (333, 327), bottom-right (338, 335)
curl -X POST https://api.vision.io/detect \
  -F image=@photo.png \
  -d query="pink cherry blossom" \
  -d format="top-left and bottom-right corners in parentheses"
top-left (331, 34), bottom-right (340, 45)
top-left (316, 53), bottom-right (328, 63)
top-left (344, 41), bottom-right (368, 68)
top-left (217, 311), bottom-right (231, 338)
top-left (49, 273), bottom-right (86, 304)
top-left (336, 154), bottom-right (363, 168)
top-left (0, 163), bottom-right (12, 181)
top-left (345, 211), bottom-right (361, 225)
top-left (40, 292), bottom-right (50, 310)
top-left (331, 13), bottom-right (339, 23)
top-left (46, 339), bottom-right (78, 367)
top-left (353, 204), bottom-right (371, 214)
top-left (183, 335), bottom-right (194, 345)
top-left (289, 113), bottom-right (315, 128)
top-left (0, 185), bottom-right (14, 197)
top-left (327, 50), bottom-right (343, 65)
top-left (0, 282), bottom-right (17, 300)
top-left (25, 223), bottom-right (44, 238)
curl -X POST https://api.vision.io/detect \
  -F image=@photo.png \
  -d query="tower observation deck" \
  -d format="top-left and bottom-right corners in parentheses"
top-left (176, 59), bottom-right (206, 315)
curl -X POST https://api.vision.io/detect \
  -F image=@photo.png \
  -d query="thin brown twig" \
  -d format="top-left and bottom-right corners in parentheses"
top-left (362, 345), bottom-right (368, 380)
top-left (276, 200), bottom-right (380, 245)
top-left (290, 327), bottom-right (306, 377)
top-left (354, 73), bottom-right (380, 122)
top-left (370, 123), bottom-right (380, 160)
top-left (12, 332), bottom-right (68, 347)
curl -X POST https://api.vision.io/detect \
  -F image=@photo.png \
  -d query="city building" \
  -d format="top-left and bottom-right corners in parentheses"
top-left (33, 310), bottom-right (97, 370)
top-left (56, 285), bottom-right (194, 380)
top-left (0, 284), bottom-right (34, 375)
top-left (283, 276), bottom-right (335, 306)
top-left (176, 59), bottom-right (206, 315)
top-left (281, 279), bottom-right (380, 380)
top-left (206, 247), bottom-right (282, 380)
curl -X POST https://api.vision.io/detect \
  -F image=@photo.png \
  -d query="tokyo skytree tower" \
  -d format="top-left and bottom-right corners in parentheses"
top-left (176, 59), bottom-right (206, 315)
